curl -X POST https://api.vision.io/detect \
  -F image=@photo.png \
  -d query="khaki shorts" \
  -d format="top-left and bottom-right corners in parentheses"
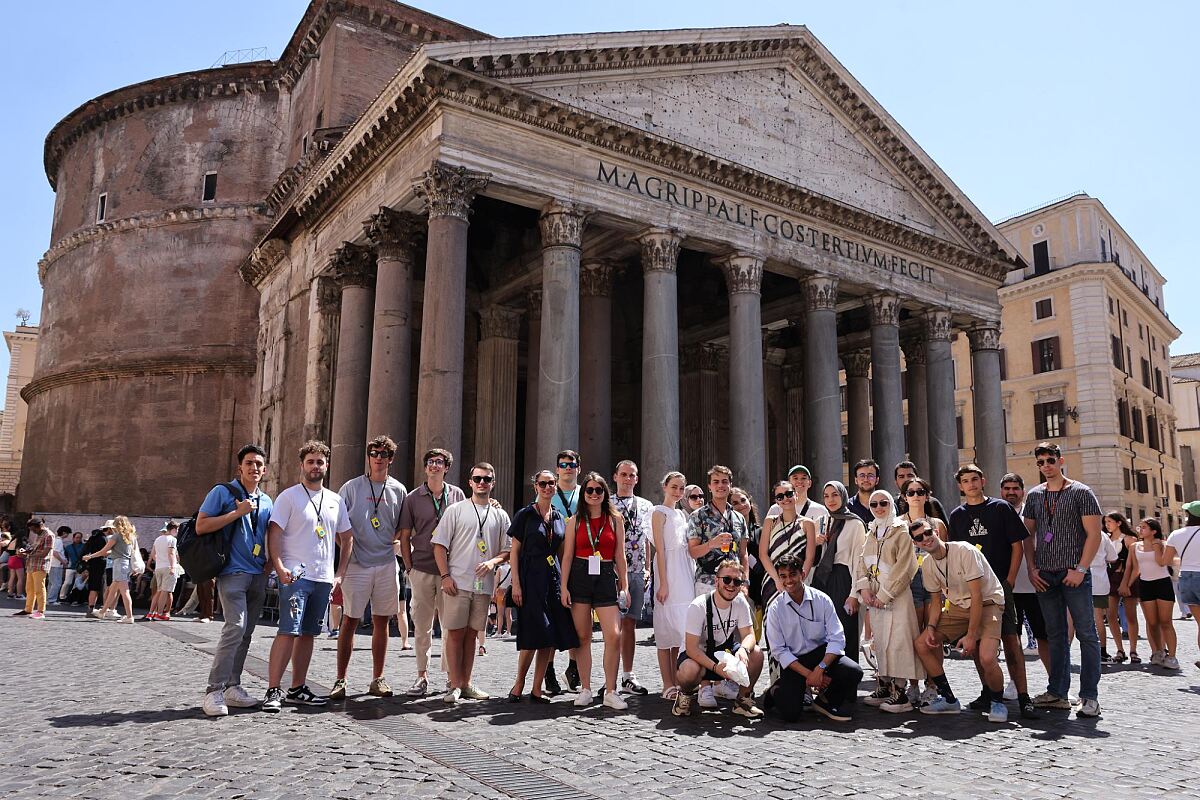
top-left (440, 590), bottom-right (489, 632)
top-left (934, 601), bottom-right (1003, 643)
top-left (154, 567), bottom-right (178, 594)
top-left (341, 561), bottom-right (400, 619)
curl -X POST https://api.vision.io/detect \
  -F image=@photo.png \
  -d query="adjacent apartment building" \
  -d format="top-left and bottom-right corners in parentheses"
top-left (952, 193), bottom-right (1183, 528)
top-left (1, 324), bottom-right (38, 512)
top-left (1170, 353), bottom-right (1200, 502)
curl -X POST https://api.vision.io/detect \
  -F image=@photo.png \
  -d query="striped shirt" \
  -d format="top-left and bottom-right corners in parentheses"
top-left (1021, 480), bottom-right (1101, 571)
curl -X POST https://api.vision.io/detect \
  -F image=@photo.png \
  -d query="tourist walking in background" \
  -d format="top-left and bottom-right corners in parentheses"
top-left (5, 526), bottom-right (24, 599)
top-left (1124, 517), bottom-right (1180, 670)
top-left (83, 517), bottom-right (137, 623)
top-left (1165, 502), bottom-right (1200, 669)
top-left (15, 519), bottom-right (52, 619)
top-left (651, 471), bottom-right (695, 699)
top-left (82, 528), bottom-right (107, 612)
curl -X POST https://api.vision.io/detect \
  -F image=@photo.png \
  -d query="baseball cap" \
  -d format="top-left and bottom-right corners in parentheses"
top-left (787, 465), bottom-right (812, 478)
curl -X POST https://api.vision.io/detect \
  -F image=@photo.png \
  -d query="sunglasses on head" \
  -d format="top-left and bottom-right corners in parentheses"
top-left (910, 529), bottom-right (935, 542)
top-left (558, 461), bottom-right (578, 470)
top-left (905, 488), bottom-right (927, 497)
top-left (869, 500), bottom-right (890, 508)
top-left (1036, 456), bottom-right (1058, 466)
top-left (535, 480), bottom-right (555, 488)
top-left (774, 489), bottom-right (796, 501)
top-left (583, 485), bottom-right (605, 496)
top-left (688, 493), bottom-right (704, 501)
top-left (368, 450), bottom-right (393, 460)
top-left (469, 475), bottom-right (494, 484)
top-left (718, 575), bottom-right (746, 587)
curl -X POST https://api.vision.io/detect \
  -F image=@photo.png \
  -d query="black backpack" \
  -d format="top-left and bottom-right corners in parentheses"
top-left (177, 481), bottom-right (247, 582)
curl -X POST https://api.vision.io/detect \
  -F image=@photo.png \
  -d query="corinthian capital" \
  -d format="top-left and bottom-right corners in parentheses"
top-left (580, 259), bottom-right (616, 297)
top-left (636, 227), bottom-right (682, 274)
top-left (718, 253), bottom-right (764, 295)
top-left (363, 207), bottom-right (424, 262)
top-left (412, 162), bottom-right (490, 220)
top-left (967, 323), bottom-right (1002, 352)
top-left (329, 242), bottom-right (376, 288)
top-left (923, 309), bottom-right (954, 342)
top-left (867, 293), bottom-right (901, 327)
top-left (538, 200), bottom-right (592, 249)
top-left (842, 349), bottom-right (872, 378)
top-left (479, 305), bottom-right (522, 340)
top-left (800, 275), bottom-right (839, 311)
top-left (901, 336), bottom-right (927, 366)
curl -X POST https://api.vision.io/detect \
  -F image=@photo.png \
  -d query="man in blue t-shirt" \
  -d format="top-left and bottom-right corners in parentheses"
top-left (197, 443), bottom-right (273, 717)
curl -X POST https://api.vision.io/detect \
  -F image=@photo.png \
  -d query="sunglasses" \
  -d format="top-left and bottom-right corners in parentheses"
top-left (718, 576), bottom-right (747, 587)
top-left (869, 500), bottom-right (890, 508)
top-left (774, 490), bottom-right (796, 501)
top-left (558, 461), bottom-right (578, 469)
top-left (426, 458), bottom-right (446, 467)
top-left (469, 475), bottom-right (494, 484)
top-left (905, 489), bottom-right (928, 497)
top-left (688, 494), bottom-right (704, 501)
top-left (368, 450), bottom-right (393, 459)
top-left (583, 486), bottom-right (605, 496)
top-left (1036, 456), bottom-right (1058, 466)
top-left (910, 530), bottom-right (934, 542)
top-left (535, 480), bottom-right (555, 489)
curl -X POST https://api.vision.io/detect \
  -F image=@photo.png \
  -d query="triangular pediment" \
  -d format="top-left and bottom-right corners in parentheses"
top-left (424, 27), bottom-right (1017, 260)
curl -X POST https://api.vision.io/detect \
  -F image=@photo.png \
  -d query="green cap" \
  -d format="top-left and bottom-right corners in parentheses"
top-left (787, 464), bottom-right (812, 478)
top-left (1183, 500), bottom-right (1200, 517)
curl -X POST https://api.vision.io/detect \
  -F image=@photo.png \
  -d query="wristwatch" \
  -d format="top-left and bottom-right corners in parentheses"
top-left (816, 662), bottom-right (828, 671)
top-left (1071, 565), bottom-right (1086, 573)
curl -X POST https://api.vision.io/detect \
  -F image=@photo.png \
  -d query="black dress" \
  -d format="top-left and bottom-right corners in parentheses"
top-left (510, 504), bottom-right (580, 652)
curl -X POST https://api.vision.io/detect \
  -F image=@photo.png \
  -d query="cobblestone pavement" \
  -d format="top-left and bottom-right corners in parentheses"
top-left (2, 595), bottom-right (1198, 799)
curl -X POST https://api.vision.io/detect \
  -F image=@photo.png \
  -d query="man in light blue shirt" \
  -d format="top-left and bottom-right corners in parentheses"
top-left (764, 554), bottom-right (864, 723)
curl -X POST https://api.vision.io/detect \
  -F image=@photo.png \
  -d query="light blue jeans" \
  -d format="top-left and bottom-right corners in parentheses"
top-left (1036, 569), bottom-right (1100, 701)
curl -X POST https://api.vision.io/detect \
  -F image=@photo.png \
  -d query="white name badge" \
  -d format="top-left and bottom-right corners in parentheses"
top-left (588, 555), bottom-right (601, 575)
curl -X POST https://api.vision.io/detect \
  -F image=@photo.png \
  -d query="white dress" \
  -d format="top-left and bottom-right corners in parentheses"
top-left (652, 504), bottom-right (696, 650)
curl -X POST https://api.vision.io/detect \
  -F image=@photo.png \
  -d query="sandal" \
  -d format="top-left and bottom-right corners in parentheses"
top-left (1129, 653), bottom-right (1141, 664)
top-left (1113, 651), bottom-right (1127, 663)
top-left (478, 644), bottom-right (487, 656)
top-left (662, 685), bottom-right (680, 700)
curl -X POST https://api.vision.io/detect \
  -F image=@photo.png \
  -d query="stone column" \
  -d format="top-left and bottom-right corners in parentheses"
top-left (638, 228), bottom-right (683, 488)
top-left (536, 200), bottom-right (590, 469)
top-left (968, 323), bottom-right (1006, 486)
top-left (843, 349), bottom-right (873, 469)
top-left (580, 259), bottom-right (615, 475)
top-left (475, 306), bottom-right (522, 509)
top-left (925, 309), bottom-right (958, 505)
top-left (719, 253), bottom-right (767, 506)
top-left (329, 242), bottom-right (377, 487)
top-left (411, 162), bottom-right (489, 485)
top-left (801, 276), bottom-right (842, 488)
top-left (698, 344), bottom-right (724, 472)
top-left (868, 293), bottom-right (905, 476)
top-left (783, 347), bottom-right (804, 467)
top-left (522, 289), bottom-right (542, 500)
top-left (902, 336), bottom-right (930, 475)
top-left (303, 275), bottom-right (341, 443)
top-left (363, 207), bottom-right (422, 484)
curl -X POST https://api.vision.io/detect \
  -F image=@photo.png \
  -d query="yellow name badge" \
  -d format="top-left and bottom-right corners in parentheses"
top-left (477, 540), bottom-right (488, 553)
top-left (316, 525), bottom-right (326, 539)
top-left (546, 555), bottom-right (556, 566)
top-left (371, 517), bottom-right (381, 530)
top-left (917, 554), bottom-right (926, 567)
top-left (252, 544), bottom-right (261, 557)
top-left (943, 599), bottom-right (951, 612)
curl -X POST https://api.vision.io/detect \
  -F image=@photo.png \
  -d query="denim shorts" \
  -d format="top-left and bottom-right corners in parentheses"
top-left (1178, 571), bottom-right (1200, 607)
top-left (910, 566), bottom-right (931, 608)
top-left (111, 558), bottom-right (132, 583)
top-left (278, 578), bottom-right (332, 637)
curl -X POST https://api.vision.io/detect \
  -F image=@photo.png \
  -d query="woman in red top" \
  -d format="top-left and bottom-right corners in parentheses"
top-left (561, 472), bottom-right (629, 710)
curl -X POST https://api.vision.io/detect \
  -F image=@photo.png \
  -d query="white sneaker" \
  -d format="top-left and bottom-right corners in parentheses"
top-left (223, 685), bottom-right (260, 708)
top-left (119, 615), bottom-right (135, 624)
top-left (1150, 650), bottom-right (1165, 666)
top-left (1161, 655), bottom-right (1181, 670)
top-left (602, 690), bottom-right (628, 710)
top-left (407, 676), bottom-right (428, 696)
top-left (714, 680), bottom-right (740, 700)
top-left (442, 687), bottom-right (461, 704)
top-left (203, 689), bottom-right (229, 717)
top-left (698, 685), bottom-right (718, 708)
top-left (1002, 680), bottom-right (1018, 701)
top-left (103, 609), bottom-right (120, 620)
top-left (574, 688), bottom-right (594, 707)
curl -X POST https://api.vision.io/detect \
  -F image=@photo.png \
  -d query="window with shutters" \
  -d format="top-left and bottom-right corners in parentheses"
top-left (1136, 473), bottom-right (1149, 494)
top-left (1111, 335), bottom-right (1124, 369)
top-left (1123, 468), bottom-right (1131, 491)
top-left (1148, 415), bottom-right (1160, 450)
top-left (956, 415), bottom-right (964, 449)
top-left (1033, 241), bottom-right (1051, 274)
top-left (1131, 407), bottom-right (1144, 443)
top-left (1035, 298), bottom-right (1054, 320)
top-left (1117, 399), bottom-right (1131, 438)
top-left (1031, 337), bottom-right (1060, 374)
top-left (1034, 401), bottom-right (1064, 439)
top-left (1177, 484), bottom-right (1185, 502)
top-left (1108, 297), bottom-right (1115, 315)
top-left (1141, 358), bottom-right (1152, 388)
top-left (1155, 368), bottom-right (1164, 397)
top-left (999, 349), bottom-right (1008, 380)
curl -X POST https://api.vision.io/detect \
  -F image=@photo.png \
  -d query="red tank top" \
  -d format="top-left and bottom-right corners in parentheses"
top-left (575, 514), bottom-right (617, 560)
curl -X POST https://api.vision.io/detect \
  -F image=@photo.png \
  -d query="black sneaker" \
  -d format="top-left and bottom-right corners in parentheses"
top-left (285, 685), bottom-right (328, 707)
top-left (565, 660), bottom-right (581, 691)
top-left (1019, 695), bottom-right (1039, 720)
top-left (967, 693), bottom-right (990, 712)
top-left (621, 674), bottom-right (649, 696)
top-left (262, 687), bottom-right (284, 713)
top-left (544, 669), bottom-right (562, 696)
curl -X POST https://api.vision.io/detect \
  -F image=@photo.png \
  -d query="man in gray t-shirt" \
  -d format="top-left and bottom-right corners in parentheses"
top-left (331, 436), bottom-right (409, 700)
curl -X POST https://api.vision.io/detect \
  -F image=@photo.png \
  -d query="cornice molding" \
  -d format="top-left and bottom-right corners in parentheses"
top-left (241, 238), bottom-right (289, 288)
top-left (21, 355), bottom-right (255, 402)
top-left (292, 59), bottom-right (1012, 282)
top-left (40, 203), bottom-right (271, 286)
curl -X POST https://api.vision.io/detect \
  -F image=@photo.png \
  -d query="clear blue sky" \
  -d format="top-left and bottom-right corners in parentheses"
top-left (3, 0), bottom-right (1196, 400)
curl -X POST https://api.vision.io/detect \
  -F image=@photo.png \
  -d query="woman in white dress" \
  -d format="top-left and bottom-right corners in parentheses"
top-left (651, 471), bottom-right (696, 700)
top-left (855, 488), bottom-right (925, 711)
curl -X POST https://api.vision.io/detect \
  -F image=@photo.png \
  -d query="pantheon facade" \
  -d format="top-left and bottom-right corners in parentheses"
top-left (23, 0), bottom-right (1018, 516)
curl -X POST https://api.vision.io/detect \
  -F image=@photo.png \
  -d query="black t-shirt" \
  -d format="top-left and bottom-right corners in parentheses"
top-left (948, 497), bottom-right (1028, 584)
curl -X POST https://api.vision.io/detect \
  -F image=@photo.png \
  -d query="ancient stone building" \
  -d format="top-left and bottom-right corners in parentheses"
top-left (26, 0), bottom-right (1020, 516)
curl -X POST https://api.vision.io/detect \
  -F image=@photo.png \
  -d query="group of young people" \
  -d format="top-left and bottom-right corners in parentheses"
top-left (117, 431), bottom-right (1195, 723)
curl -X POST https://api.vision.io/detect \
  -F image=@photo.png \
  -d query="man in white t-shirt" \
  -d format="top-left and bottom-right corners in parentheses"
top-left (1166, 500), bottom-right (1200, 669)
top-left (765, 465), bottom-right (830, 522)
top-left (147, 522), bottom-right (179, 621)
top-left (433, 462), bottom-right (511, 704)
top-left (672, 559), bottom-right (763, 718)
top-left (262, 440), bottom-right (352, 713)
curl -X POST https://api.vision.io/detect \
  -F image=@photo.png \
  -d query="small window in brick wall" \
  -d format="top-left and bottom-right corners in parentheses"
top-left (202, 172), bottom-right (218, 202)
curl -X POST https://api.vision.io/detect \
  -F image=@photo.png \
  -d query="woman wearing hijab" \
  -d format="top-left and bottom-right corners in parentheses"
top-left (854, 489), bottom-right (925, 711)
top-left (810, 481), bottom-right (868, 663)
